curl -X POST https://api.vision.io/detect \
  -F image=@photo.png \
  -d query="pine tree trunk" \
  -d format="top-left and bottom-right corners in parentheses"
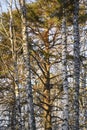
top-left (42, 32), bottom-right (52, 130)
top-left (43, 76), bottom-right (52, 130)
top-left (19, 0), bottom-right (36, 130)
top-left (73, 0), bottom-right (80, 130)
top-left (61, 8), bottom-right (69, 130)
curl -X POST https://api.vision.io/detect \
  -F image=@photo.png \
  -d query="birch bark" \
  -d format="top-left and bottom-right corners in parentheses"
top-left (9, 0), bottom-right (22, 129)
top-left (73, 0), bottom-right (80, 129)
top-left (62, 8), bottom-right (69, 130)
top-left (19, 0), bottom-right (36, 129)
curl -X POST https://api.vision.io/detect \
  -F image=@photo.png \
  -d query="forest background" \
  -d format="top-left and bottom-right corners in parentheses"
top-left (0, 0), bottom-right (87, 130)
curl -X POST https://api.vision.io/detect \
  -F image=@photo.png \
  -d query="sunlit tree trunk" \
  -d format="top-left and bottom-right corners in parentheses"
top-left (73, 0), bottom-right (80, 129)
top-left (41, 29), bottom-right (52, 130)
top-left (61, 7), bottom-right (69, 130)
top-left (19, 0), bottom-right (36, 130)
top-left (9, 0), bottom-right (22, 129)
top-left (9, 1), bottom-right (16, 130)
top-left (43, 68), bottom-right (52, 130)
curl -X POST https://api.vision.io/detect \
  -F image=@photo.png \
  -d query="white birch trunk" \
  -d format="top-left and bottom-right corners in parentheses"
top-left (19, 0), bottom-right (36, 130)
top-left (9, 0), bottom-right (22, 129)
top-left (62, 8), bottom-right (69, 130)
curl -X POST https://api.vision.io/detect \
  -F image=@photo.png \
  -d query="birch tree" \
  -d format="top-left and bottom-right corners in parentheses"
top-left (73, 0), bottom-right (80, 129)
top-left (83, 0), bottom-right (87, 128)
top-left (19, 0), bottom-right (36, 129)
top-left (61, 3), bottom-right (69, 130)
top-left (9, 0), bottom-right (22, 129)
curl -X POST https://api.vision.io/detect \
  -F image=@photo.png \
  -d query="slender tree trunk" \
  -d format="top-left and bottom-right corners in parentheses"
top-left (81, 65), bottom-right (87, 130)
top-left (84, 1), bottom-right (87, 127)
top-left (84, 90), bottom-right (87, 130)
top-left (9, 1), bottom-right (16, 130)
top-left (19, 0), bottom-right (36, 130)
top-left (9, 0), bottom-right (22, 129)
top-left (14, 52), bottom-right (23, 129)
top-left (73, 0), bottom-right (80, 130)
top-left (11, 97), bottom-right (16, 130)
top-left (62, 8), bottom-right (69, 130)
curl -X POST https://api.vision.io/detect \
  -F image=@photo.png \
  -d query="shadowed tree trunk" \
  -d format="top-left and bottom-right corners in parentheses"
top-left (61, 7), bottom-right (69, 130)
top-left (83, 1), bottom-right (87, 128)
top-left (73, 0), bottom-right (80, 130)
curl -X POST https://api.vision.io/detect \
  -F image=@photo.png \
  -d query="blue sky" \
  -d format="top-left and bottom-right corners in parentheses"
top-left (0, 1), bottom-right (7, 12)
top-left (1, 0), bottom-right (18, 12)
top-left (0, 0), bottom-right (36, 12)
